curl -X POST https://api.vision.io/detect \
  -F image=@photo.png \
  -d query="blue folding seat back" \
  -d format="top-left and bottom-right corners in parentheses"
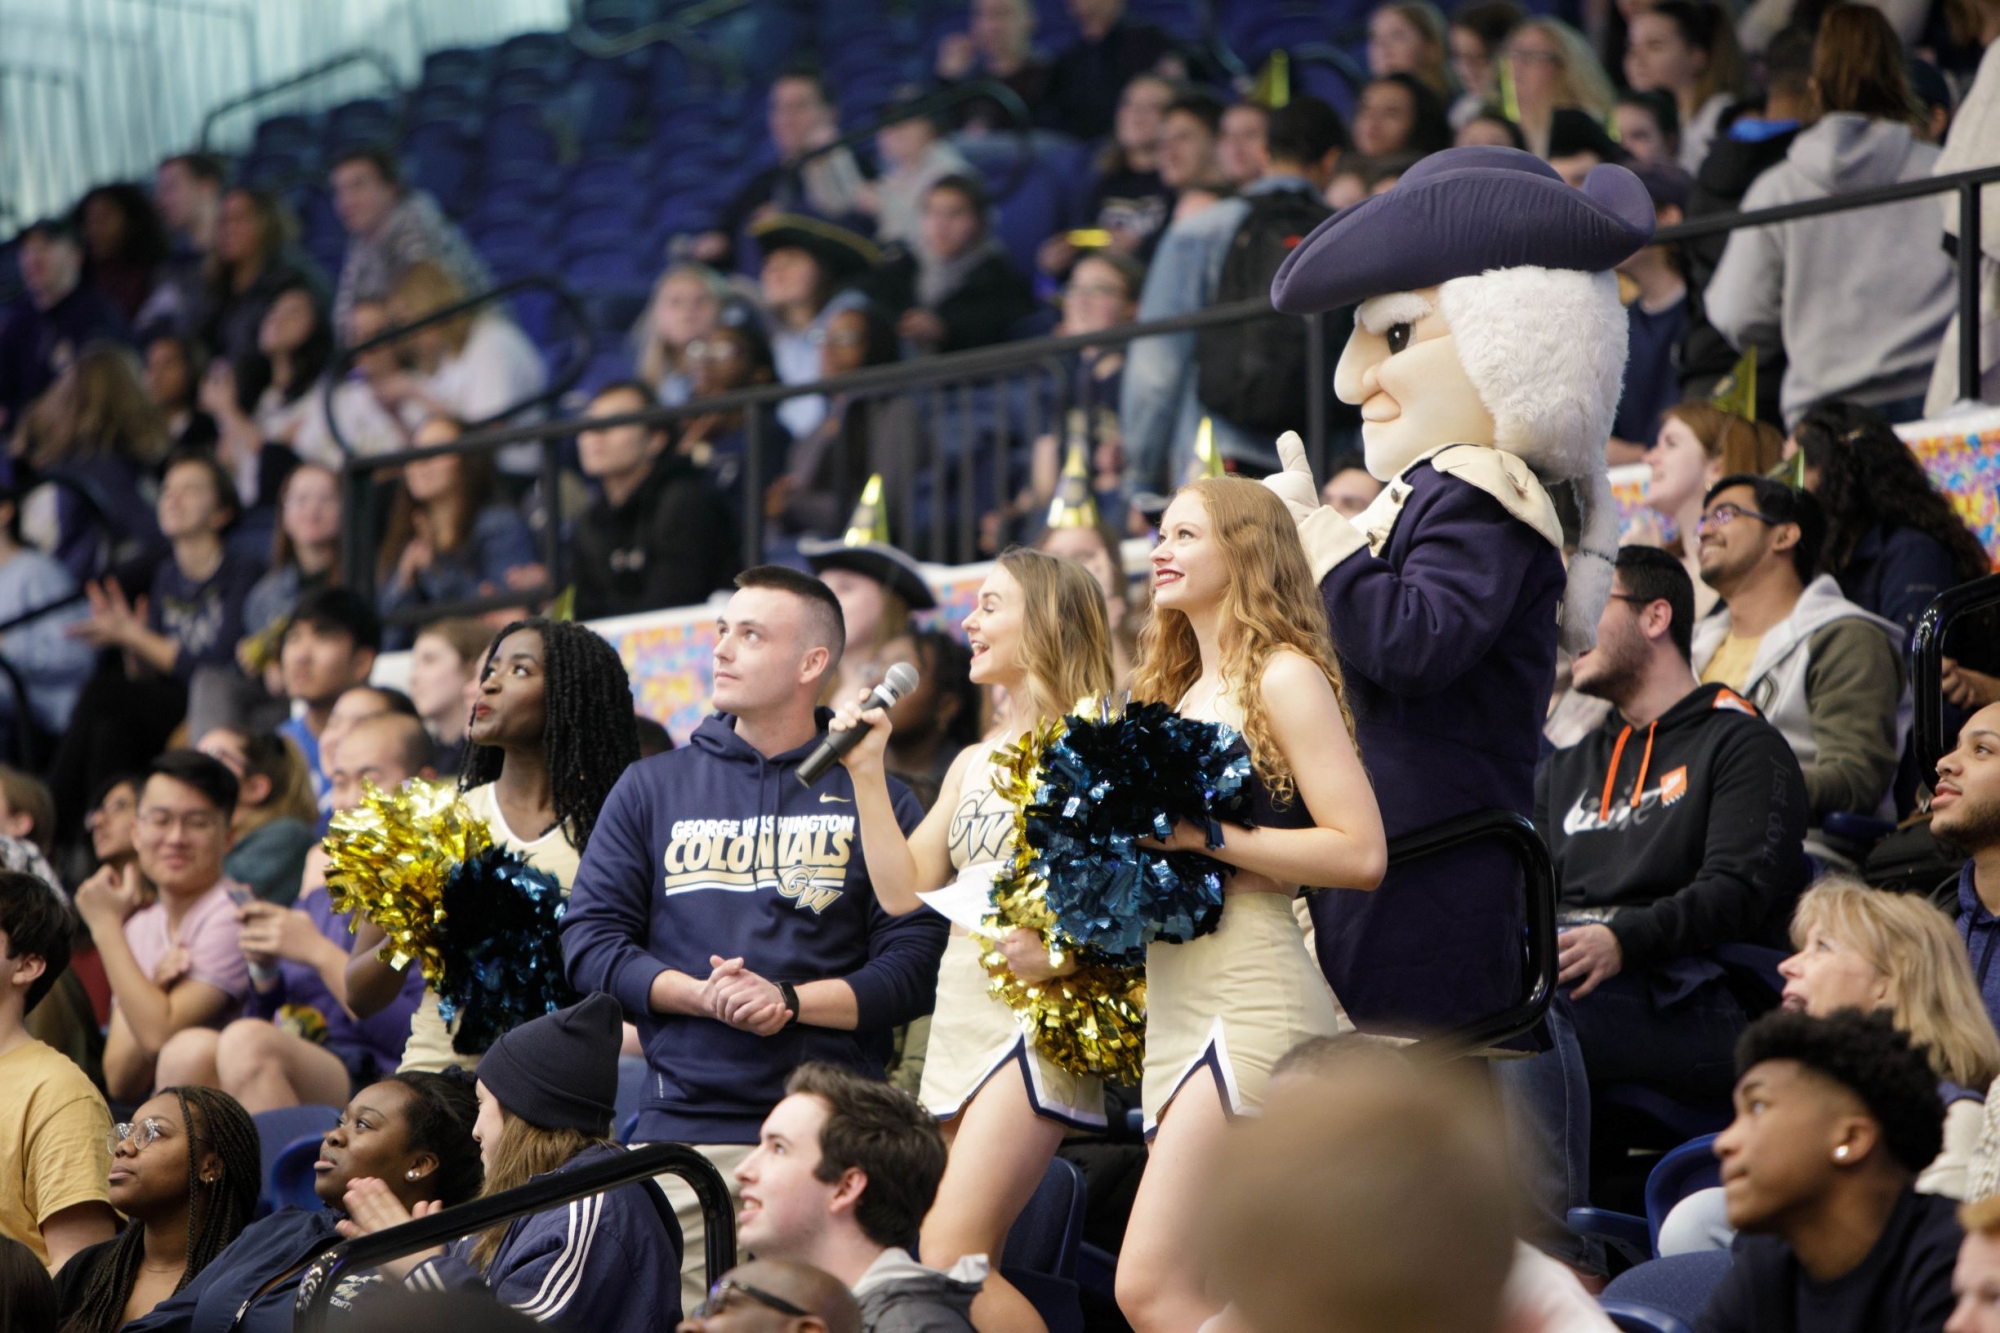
top-left (564, 250), bottom-right (645, 291)
top-left (252, 1105), bottom-right (342, 1213)
top-left (1000, 1158), bottom-right (1087, 1333)
top-left (328, 98), bottom-right (396, 146)
top-left (422, 47), bottom-right (489, 91)
top-left (1602, 1306), bottom-right (1697, 1333)
top-left (1601, 1253), bottom-right (1733, 1330)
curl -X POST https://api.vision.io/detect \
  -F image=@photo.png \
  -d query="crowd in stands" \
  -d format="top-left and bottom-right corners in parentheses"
top-left (2, 0), bottom-right (2000, 1330)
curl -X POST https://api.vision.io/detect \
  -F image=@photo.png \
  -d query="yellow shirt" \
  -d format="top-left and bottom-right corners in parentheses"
top-left (398, 783), bottom-right (584, 1074)
top-left (1701, 633), bottom-right (1764, 692)
top-left (0, 1038), bottom-right (112, 1264)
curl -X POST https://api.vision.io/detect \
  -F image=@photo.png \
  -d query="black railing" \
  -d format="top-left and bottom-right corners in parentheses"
top-left (1911, 571), bottom-right (2000, 783)
top-left (293, 1142), bottom-right (735, 1332)
top-left (1399, 810), bottom-right (1560, 1059)
top-left (196, 49), bottom-right (403, 152)
top-left (328, 273), bottom-right (593, 627)
top-left (1656, 163), bottom-right (2000, 404)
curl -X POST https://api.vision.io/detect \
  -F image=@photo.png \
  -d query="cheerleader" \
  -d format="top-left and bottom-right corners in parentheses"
top-left (1117, 477), bottom-right (1388, 1333)
top-left (831, 546), bottom-right (1116, 1333)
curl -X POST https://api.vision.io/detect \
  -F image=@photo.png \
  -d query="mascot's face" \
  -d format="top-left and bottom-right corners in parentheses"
top-left (1334, 286), bottom-right (1498, 481)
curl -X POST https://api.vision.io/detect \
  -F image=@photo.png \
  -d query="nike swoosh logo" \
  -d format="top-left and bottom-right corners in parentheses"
top-left (818, 793), bottom-right (851, 804)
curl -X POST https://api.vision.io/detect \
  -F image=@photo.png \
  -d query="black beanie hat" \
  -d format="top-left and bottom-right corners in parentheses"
top-left (476, 992), bottom-right (623, 1135)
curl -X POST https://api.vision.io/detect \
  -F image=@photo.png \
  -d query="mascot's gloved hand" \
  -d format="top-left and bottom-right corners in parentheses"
top-left (1262, 431), bottom-right (1321, 525)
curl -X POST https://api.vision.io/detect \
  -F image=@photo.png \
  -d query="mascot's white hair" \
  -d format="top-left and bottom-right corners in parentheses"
top-left (1437, 265), bottom-right (1627, 655)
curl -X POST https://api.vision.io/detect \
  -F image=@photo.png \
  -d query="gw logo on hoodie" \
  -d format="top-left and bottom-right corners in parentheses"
top-left (662, 814), bottom-right (854, 913)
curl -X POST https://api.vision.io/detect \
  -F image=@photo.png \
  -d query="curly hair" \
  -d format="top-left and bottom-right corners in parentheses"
top-left (459, 619), bottom-right (638, 856)
top-left (60, 1088), bottom-right (261, 1333)
top-left (1735, 1008), bottom-right (1945, 1176)
top-left (1130, 478), bottom-right (1357, 806)
top-left (1793, 400), bottom-right (1990, 587)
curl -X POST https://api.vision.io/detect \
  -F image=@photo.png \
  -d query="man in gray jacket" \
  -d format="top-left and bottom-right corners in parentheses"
top-left (732, 1063), bottom-right (980, 1333)
top-left (1692, 475), bottom-right (1907, 848)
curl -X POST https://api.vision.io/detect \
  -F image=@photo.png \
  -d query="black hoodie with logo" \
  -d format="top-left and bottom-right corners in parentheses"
top-left (1534, 682), bottom-right (1811, 971)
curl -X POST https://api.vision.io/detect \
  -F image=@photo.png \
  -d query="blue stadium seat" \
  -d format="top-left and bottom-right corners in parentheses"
top-left (1602, 1305), bottom-right (1697, 1333)
top-left (421, 46), bottom-right (490, 91)
top-left (568, 158), bottom-right (642, 208)
top-left (472, 219), bottom-right (549, 263)
top-left (582, 290), bottom-right (649, 338)
top-left (1569, 1134), bottom-right (1721, 1264)
top-left (484, 106), bottom-right (558, 168)
top-left (253, 112), bottom-right (318, 157)
top-left (407, 84), bottom-right (478, 131)
top-left (400, 124), bottom-right (471, 208)
top-left (253, 1105), bottom-right (342, 1214)
top-left (1001, 1157), bottom-right (1087, 1333)
top-left (327, 98), bottom-right (397, 148)
top-left (1128, 0), bottom-right (1207, 41)
top-left (1601, 1253), bottom-right (1733, 1330)
top-left (496, 30), bottom-right (573, 78)
top-left (563, 249), bottom-right (646, 290)
top-left (577, 56), bottom-right (640, 146)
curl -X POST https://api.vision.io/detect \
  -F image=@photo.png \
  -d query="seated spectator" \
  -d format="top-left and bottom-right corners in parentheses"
top-left (193, 730), bottom-right (318, 906)
top-left (120, 1072), bottom-right (482, 1332)
top-left (573, 380), bottom-right (740, 619)
top-left (1659, 878), bottom-right (2000, 1254)
top-left (1039, 74), bottom-right (1176, 280)
top-left (935, 0), bottom-right (1051, 133)
top-left (52, 1086), bottom-right (258, 1332)
top-left (1155, 89), bottom-right (1231, 220)
top-left (1448, 2), bottom-right (1525, 128)
top-left (1609, 162), bottom-right (1693, 463)
top-left (0, 769), bottom-right (53, 861)
top-left (1616, 88), bottom-right (1682, 165)
top-left (1938, 703), bottom-right (2000, 1027)
top-left (634, 265), bottom-right (731, 407)
top-left (802, 524), bottom-right (933, 707)
top-left (1122, 98), bottom-right (1344, 491)
top-left (1791, 401), bottom-right (1990, 644)
top-left (1369, 2), bottom-right (1454, 98)
top-left (329, 147), bottom-right (491, 344)
top-left (1697, 1009), bottom-right (1960, 1333)
top-left (289, 300), bottom-right (410, 461)
top-left (1677, 22), bottom-right (1812, 414)
top-left (339, 995), bottom-right (683, 1329)
top-left (1456, 105), bottom-right (1528, 149)
top-left (729, 1063), bottom-right (979, 1329)
top-left (676, 309), bottom-right (792, 511)
top-left (1642, 402), bottom-right (1786, 616)
top-left (0, 872), bottom-right (115, 1270)
top-left (1501, 18), bottom-right (1617, 159)
top-left (1211, 1040), bottom-right (1517, 1333)
top-left (149, 153), bottom-right (225, 336)
top-left (142, 333), bottom-right (216, 453)
top-left (205, 280), bottom-right (340, 501)
top-left (272, 587), bottom-right (381, 808)
top-left (875, 628), bottom-right (980, 800)
top-left (1951, 1195), bottom-right (2000, 1331)
top-left (696, 69), bottom-right (872, 271)
top-left (1546, 107), bottom-right (1630, 188)
top-left (198, 189), bottom-right (320, 372)
top-left (73, 185), bottom-right (170, 329)
top-left (315, 686), bottom-right (418, 810)
top-left (771, 303), bottom-right (915, 544)
top-left (1216, 100), bottom-right (1272, 189)
top-left (375, 418), bottom-right (540, 637)
top-left (0, 219), bottom-right (127, 435)
top-left (1692, 476), bottom-right (1907, 830)
top-left (75, 751), bottom-right (248, 1103)
top-left (405, 619), bottom-right (489, 776)
top-left (13, 340), bottom-right (166, 578)
top-left (241, 462), bottom-right (342, 675)
top-left (1624, 1), bottom-right (1743, 173)
top-left (85, 775), bottom-right (142, 877)
top-left (1501, 545), bottom-right (1809, 1273)
top-left (1706, 6), bottom-right (1954, 426)
top-left (753, 216), bottom-right (879, 440)
top-left (1320, 452), bottom-right (1385, 519)
top-left (684, 1261), bottom-right (863, 1332)
top-left (874, 176), bottom-right (1037, 356)
top-left (1043, 0), bottom-right (1177, 142)
top-left (381, 262), bottom-right (547, 479)
top-left (325, 709), bottom-right (437, 816)
top-left (861, 99), bottom-right (973, 246)
top-left (51, 452), bottom-right (260, 842)
top-left (0, 486), bottom-right (93, 746)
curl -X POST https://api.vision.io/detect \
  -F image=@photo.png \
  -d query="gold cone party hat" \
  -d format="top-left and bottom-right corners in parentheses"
top-left (1712, 347), bottom-right (1758, 424)
top-left (1252, 50), bottom-right (1291, 108)
top-left (1047, 438), bottom-right (1099, 530)
top-left (842, 474), bottom-right (891, 547)
top-left (1193, 416), bottom-right (1225, 479)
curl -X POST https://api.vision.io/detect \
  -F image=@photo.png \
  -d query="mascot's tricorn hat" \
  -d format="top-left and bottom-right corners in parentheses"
top-left (1271, 146), bottom-right (1655, 654)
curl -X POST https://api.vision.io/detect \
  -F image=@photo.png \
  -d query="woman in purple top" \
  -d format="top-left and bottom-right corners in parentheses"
top-left (154, 846), bottom-right (424, 1111)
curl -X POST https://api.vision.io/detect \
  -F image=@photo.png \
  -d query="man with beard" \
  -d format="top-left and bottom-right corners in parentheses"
top-left (1499, 544), bottom-right (1811, 1274)
top-left (1937, 703), bottom-right (2000, 1031)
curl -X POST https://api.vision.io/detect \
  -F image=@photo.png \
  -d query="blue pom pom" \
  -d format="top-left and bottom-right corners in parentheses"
top-left (436, 849), bottom-right (575, 1054)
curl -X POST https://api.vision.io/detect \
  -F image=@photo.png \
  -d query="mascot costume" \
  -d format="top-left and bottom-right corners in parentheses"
top-left (1261, 146), bottom-right (1655, 1038)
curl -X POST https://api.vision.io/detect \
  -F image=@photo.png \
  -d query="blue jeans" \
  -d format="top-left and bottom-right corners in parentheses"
top-left (1494, 968), bottom-right (1747, 1271)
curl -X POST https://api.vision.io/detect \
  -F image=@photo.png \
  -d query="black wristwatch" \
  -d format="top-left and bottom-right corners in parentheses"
top-left (776, 981), bottom-right (802, 1026)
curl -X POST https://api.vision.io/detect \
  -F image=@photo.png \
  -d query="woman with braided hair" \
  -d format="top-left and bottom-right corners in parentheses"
top-left (117, 1072), bottom-right (482, 1333)
top-left (347, 618), bottom-right (639, 1073)
top-left (55, 1087), bottom-right (259, 1333)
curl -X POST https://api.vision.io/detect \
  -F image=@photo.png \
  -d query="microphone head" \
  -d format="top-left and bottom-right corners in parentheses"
top-left (880, 661), bottom-right (920, 702)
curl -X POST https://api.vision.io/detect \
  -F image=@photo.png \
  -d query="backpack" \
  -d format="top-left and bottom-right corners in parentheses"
top-left (1195, 187), bottom-right (1333, 435)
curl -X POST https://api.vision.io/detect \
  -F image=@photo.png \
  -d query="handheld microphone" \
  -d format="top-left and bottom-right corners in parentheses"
top-left (797, 661), bottom-right (920, 786)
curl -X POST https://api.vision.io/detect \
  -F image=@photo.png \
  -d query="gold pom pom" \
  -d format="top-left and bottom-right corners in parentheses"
top-left (323, 779), bottom-right (492, 990)
top-left (978, 720), bottom-right (1147, 1085)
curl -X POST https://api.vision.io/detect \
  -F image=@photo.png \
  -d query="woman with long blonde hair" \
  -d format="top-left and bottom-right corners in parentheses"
top-left (1502, 18), bottom-right (1618, 158)
top-left (1660, 877), bottom-right (2000, 1251)
top-left (1115, 477), bottom-right (1387, 1333)
top-left (830, 546), bottom-right (1117, 1333)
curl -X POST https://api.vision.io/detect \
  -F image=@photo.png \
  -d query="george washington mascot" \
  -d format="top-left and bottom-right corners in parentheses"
top-left (1261, 146), bottom-right (1654, 1039)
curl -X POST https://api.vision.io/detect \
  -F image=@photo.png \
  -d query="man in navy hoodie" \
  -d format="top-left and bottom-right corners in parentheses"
top-left (562, 564), bottom-right (945, 1311)
top-left (1937, 702), bottom-right (2000, 1030)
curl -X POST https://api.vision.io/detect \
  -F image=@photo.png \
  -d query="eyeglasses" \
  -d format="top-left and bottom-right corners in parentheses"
top-left (694, 1279), bottom-right (811, 1320)
top-left (137, 808), bottom-right (225, 835)
top-left (108, 1117), bottom-right (212, 1156)
top-left (1694, 503), bottom-right (1781, 536)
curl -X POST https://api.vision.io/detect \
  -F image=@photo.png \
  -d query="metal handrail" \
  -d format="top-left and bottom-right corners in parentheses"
top-left (196, 48), bottom-right (404, 151)
top-left (566, 0), bottom-right (750, 64)
top-left (293, 1142), bottom-right (735, 1333)
top-left (1398, 810), bottom-right (1560, 1060)
top-left (1911, 571), bottom-right (2000, 783)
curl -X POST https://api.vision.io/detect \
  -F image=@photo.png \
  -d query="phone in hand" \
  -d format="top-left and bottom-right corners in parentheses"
top-left (224, 884), bottom-right (256, 909)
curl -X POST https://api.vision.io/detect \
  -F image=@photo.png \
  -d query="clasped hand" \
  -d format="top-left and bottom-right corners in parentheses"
top-left (702, 955), bottom-right (791, 1036)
